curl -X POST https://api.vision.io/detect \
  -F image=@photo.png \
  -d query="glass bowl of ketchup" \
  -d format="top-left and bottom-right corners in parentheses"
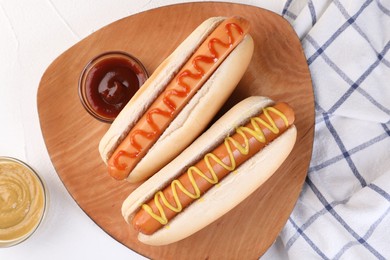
top-left (79, 51), bottom-right (148, 123)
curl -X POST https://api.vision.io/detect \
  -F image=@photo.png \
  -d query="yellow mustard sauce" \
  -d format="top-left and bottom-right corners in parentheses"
top-left (142, 107), bottom-right (288, 225)
top-left (0, 158), bottom-right (46, 246)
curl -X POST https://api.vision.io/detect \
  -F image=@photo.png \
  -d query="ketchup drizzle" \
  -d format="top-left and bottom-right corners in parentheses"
top-left (113, 22), bottom-right (243, 171)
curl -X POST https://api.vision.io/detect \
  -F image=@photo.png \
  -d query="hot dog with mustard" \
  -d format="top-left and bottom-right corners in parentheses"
top-left (122, 96), bottom-right (297, 245)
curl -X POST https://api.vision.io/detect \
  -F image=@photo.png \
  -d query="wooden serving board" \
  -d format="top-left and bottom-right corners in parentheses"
top-left (37, 3), bottom-right (314, 259)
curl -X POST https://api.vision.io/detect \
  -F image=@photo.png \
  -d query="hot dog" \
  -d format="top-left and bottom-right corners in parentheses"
top-left (99, 16), bottom-right (254, 182)
top-left (122, 96), bottom-right (297, 245)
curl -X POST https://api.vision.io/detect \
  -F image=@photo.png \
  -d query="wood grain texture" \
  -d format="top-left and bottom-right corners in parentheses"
top-left (37, 3), bottom-right (314, 259)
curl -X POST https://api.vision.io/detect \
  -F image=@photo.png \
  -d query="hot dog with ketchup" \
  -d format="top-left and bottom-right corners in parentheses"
top-left (122, 96), bottom-right (297, 245)
top-left (99, 16), bottom-right (254, 182)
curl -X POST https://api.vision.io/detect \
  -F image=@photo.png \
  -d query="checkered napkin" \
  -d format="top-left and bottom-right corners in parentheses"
top-left (275, 0), bottom-right (390, 259)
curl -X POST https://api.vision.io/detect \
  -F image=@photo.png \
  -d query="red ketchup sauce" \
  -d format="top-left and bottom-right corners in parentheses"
top-left (79, 52), bottom-right (148, 122)
top-left (109, 21), bottom-right (246, 178)
top-left (119, 23), bottom-right (243, 163)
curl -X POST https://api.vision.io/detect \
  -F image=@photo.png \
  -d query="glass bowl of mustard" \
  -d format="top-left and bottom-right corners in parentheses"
top-left (0, 157), bottom-right (47, 247)
top-left (78, 51), bottom-right (149, 123)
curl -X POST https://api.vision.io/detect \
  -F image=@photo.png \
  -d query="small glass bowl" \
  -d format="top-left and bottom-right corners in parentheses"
top-left (0, 157), bottom-right (48, 247)
top-left (78, 51), bottom-right (148, 123)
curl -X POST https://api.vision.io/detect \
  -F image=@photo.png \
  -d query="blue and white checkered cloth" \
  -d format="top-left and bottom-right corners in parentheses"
top-left (275, 0), bottom-right (390, 259)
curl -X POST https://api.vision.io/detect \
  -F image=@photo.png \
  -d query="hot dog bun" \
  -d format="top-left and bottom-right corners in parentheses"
top-left (122, 96), bottom-right (297, 245)
top-left (99, 16), bottom-right (254, 182)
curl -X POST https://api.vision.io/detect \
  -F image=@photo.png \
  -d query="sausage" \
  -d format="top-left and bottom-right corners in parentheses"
top-left (131, 102), bottom-right (295, 235)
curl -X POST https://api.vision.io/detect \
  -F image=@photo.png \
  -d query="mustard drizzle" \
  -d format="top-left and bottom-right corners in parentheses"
top-left (141, 106), bottom-right (289, 225)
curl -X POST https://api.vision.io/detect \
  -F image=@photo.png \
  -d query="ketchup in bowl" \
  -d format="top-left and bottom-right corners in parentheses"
top-left (79, 51), bottom-right (148, 123)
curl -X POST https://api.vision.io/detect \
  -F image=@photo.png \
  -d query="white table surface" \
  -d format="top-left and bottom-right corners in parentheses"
top-left (0, 1), bottom-right (289, 259)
